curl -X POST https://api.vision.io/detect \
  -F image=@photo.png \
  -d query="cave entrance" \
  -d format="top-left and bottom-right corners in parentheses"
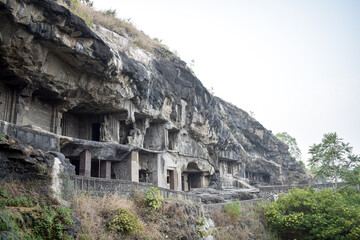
top-left (188, 172), bottom-right (202, 189)
top-left (166, 170), bottom-right (177, 190)
top-left (91, 123), bottom-right (100, 141)
top-left (183, 162), bottom-right (206, 190)
top-left (91, 160), bottom-right (100, 177)
top-left (61, 111), bottom-right (102, 141)
top-left (70, 158), bottom-right (80, 175)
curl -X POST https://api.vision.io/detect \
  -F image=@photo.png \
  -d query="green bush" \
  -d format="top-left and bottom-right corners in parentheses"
top-left (265, 186), bottom-right (360, 240)
top-left (195, 217), bottom-right (212, 239)
top-left (108, 208), bottom-right (142, 235)
top-left (224, 200), bottom-right (241, 222)
top-left (143, 187), bottom-right (164, 211)
top-left (0, 189), bottom-right (35, 207)
top-left (57, 206), bottom-right (72, 216)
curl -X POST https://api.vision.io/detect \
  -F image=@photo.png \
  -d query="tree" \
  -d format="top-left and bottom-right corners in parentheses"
top-left (344, 165), bottom-right (360, 192)
top-left (275, 132), bottom-right (302, 161)
top-left (265, 187), bottom-right (360, 239)
top-left (308, 132), bottom-right (360, 191)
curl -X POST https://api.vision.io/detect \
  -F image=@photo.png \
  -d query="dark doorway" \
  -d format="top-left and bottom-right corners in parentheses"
top-left (181, 176), bottom-right (185, 191)
top-left (91, 160), bottom-right (99, 177)
top-left (70, 158), bottom-right (80, 175)
top-left (188, 172), bottom-right (202, 189)
top-left (139, 170), bottom-right (151, 183)
top-left (92, 123), bottom-right (100, 141)
top-left (168, 170), bottom-right (176, 190)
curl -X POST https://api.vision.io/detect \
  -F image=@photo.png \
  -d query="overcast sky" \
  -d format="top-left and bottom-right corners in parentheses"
top-left (93, 0), bottom-right (360, 162)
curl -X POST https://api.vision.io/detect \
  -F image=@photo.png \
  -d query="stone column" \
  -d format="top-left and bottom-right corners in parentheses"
top-left (181, 173), bottom-right (189, 191)
top-left (130, 151), bottom-right (139, 182)
top-left (151, 154), bottom-right (162, 187)
top-left (100, 160), bottom-right (112, 179)
top-left (169, 169), bottom-right (178, 190)
top-left (79, 150), bottom-right (91, 177)
top-left (200, 173), bottom-right (207, 188)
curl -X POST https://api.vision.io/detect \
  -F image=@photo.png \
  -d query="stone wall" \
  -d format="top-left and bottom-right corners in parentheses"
top-left (72, 175), bottom-right (202, 203)
top-left (0, 120), bottom-right (60, 152)
top-left (202, 198), bottom-right (263, 215)
top-left (259, 183), bottom-right (343, 200)
top-left (21, 96), bottom-right (54, 132)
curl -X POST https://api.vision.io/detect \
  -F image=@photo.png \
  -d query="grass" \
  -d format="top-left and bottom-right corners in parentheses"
top-left (59, 0), bottom-right (167, 55)
top-left (71, 191), bottom-right (201, 239)
top-left (210, 200), bottom-right (278, 240)
top-left (0, 181), bottom-right (74, 240)
top-left (1, 179), bottom-right (279, 239)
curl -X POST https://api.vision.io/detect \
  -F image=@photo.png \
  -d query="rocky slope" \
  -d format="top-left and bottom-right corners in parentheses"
top-left (0, 0), bottom-right (307, 185)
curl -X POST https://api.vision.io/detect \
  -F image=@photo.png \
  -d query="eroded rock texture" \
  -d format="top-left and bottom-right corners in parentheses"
top-left (0, 0), bottom-right (308, 189)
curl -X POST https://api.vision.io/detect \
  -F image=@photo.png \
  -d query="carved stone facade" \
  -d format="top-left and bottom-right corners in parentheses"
top-left (0, 0), bottom-right (310, 191)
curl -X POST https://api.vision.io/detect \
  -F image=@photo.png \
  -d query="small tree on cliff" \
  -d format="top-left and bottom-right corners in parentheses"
top-left (309, 132), bottom-right (360, 191)
top-left (79, 0), bottom-right (93, 7)
top-left (275, 132), bottom-right (302, 161)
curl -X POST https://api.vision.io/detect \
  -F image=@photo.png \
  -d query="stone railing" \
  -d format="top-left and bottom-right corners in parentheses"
top-left (71, 175), bottom-right (202, 203)
top-left (259, 183), bottom-right (344, 200)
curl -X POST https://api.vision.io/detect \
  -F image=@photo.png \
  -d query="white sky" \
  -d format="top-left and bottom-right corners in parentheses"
top-left (93, 0), bottom-right (360, 162)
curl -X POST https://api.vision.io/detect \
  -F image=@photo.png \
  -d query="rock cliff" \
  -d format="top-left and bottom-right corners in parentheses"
top-left (0, 0), bottom-right (308, 187)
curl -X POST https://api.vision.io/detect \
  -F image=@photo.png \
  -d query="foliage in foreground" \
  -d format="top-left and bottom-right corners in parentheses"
top-left (224, 200), bottom-right (242, 222)
top-left (211, 201), bottom-right (278, 240)
top-left (108, 208), bottom-right (143, 235)
top-left (143, 187), bottom-right (165, 211)
top-left (0, 187), bottom-right (73, 240)
top-left (265, 186), bottom-right (360, 240)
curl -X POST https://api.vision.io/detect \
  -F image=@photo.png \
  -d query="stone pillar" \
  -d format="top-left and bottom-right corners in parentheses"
top-left (100, 160), bottom-right (112, 179)
top-left (151, 154), bottom-right (162, 187)
top-left (181, 173), bottom-right (189, 191)
top-left (130, 151), bottom-right (139, 182)
top-left (169, 169), bottom-right (178, 190)
top-left (79, 150), bottom-right (91, 177)
top-left (200, 173), bottom-right (207, 188)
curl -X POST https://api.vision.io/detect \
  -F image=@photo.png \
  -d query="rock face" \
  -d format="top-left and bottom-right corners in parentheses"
top-left (0, 133), bottom-right (75, 200)
top-left (0, 0), bottom-right (308, 190)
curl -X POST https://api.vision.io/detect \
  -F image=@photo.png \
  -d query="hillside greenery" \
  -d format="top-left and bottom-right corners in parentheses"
top-left (265, 186), bottom-right (360, 240)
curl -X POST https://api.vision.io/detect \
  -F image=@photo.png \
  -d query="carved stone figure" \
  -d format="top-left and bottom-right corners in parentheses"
top-left (127, 128), bottom-right (142, 147)
top-left (100, 115), bottom-right (112, 142)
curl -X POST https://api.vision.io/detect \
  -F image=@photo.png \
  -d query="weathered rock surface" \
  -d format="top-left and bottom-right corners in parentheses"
top-left (191, 188), bottom-right (260, 204)
top-left (0, 135), bottom-right (75, 200)
top-left (0, 0), bottom-right (309, 186)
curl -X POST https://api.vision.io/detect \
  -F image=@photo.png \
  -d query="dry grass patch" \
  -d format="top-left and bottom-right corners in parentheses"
top-left (71, 193), bottom-right (131, 239)
top-left (72, 192), bottom-right (164, 240)
top-left (210, 201), bottom-right (278, 240)
top-left (59, 0), bottom-right (166, 53)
